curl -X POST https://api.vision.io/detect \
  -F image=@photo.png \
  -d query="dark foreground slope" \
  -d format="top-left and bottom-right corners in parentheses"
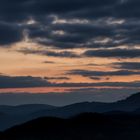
top-left (1, 113), bottom-right (140, 140)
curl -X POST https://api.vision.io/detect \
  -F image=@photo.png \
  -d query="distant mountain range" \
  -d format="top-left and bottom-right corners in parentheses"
top-left (0, 92), bottom-right (140, 131)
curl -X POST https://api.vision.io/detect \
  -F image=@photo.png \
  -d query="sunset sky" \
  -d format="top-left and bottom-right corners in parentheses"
top-left (0, 0), bottom-right (140, 105)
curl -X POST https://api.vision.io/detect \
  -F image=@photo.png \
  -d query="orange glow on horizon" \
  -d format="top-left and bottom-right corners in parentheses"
top-left (0, 42), bottom-right (140, 88)
top-left (0, 86), bottom-right (139, 94)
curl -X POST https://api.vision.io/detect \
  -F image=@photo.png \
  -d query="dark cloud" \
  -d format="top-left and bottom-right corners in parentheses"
top-left (0, 75), bottom-right (49, 88)
top-left (0, 0), bottom-right (116, 22)
top-left (0, 74), bottom-right (70, 88)
top-left (44, 77), bottom-right (70, 80)
top-left (43, 61), bottom-right (55, 64)
top-left (83, 49), bottom-right (140, 58)
top-left (67, 69), bottom-right (140, 77)
top-left (0, 74), bottom-right (139, 89)
top-left (89, 77), bottom-right (102, 80)
top-left (113, 62), bottom-right (140, 70)
top-left (45, 51), bottom-right (79, 58)
top-left (56, 81), bottom-right (140, 88)
top-left (19, 49), bottom-right (80, 58)
top-left (0, 0), bottom-right (139, 21)
top-left (26, 17), bottom-right (140, 49)
top-left (0, 0), bottom-right (140, 49)
top-left (92, 81), bottom-right (140, 88)
top-left (18, 47), bottom-right (140, 59)
top-left (0, 22), bottom-right (23, 45)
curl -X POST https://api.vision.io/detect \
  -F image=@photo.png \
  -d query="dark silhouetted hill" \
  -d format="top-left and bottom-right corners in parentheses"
top-left (0, 104), bottom-right (56, 130)
top-left (1, 113), bottom-right (140, 140)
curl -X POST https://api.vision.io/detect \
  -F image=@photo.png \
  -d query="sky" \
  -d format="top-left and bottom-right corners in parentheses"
top-left (0, 0), bottom-right (140, 105)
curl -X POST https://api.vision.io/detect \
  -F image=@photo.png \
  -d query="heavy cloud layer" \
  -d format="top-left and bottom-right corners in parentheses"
top-left (0, 74), bottom-right (139, 88)
top-left (0, 0), bottom-right (140, 53)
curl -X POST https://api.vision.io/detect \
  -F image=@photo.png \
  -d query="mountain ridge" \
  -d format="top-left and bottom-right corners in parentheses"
top-left (0, 92), bottom-right (140, 131)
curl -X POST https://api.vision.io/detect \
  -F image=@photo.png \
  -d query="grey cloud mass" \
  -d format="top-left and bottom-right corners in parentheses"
top-left (0, 75), bottom-right (49, 88)
top-left (0, 22), bottom-right (23, 45)
top-left (19, 49), bottom-right (80, 58)
top-left (44, 77), bottom-right (70, 80)
top-left (67, 69), bottom-right (140, 77)
top-left (83, 49), bottom-right (140, 58)
top-left (0, 74), bottom-right (140, 89)
top-left (18, 48), bottom-right (140, 58)
top-left (113, 62), bottom-right (140, 70)
top-left (0, 0), bottom-right (140, 52)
